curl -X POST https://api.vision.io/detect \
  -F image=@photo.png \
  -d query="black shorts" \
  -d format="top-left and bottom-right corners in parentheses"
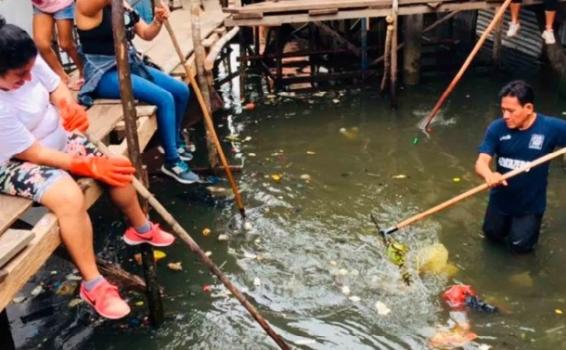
top-left (511, 0), bottom-right (558, 12)
top-left (482, 205), bottom-right (543, 253)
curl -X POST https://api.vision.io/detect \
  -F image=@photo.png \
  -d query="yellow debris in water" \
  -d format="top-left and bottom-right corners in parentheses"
top-left (509, 271), bottom-right (533, 288)
top-left (134, 250), bottom-right (167, 265)
top-left (271, 174), bottom-right (282, 183)
top-left (453, 177), bottom-right (461, 183)
top-left (392, 174), bottom-right (408, 179)
top-left (306, 151), bottom-right (316, 155)
top-left (417, 243), bottom-right (449, 275)
top-left (202, 228), bottom-right (211, 236)
top-left (167, 262), bottom-right (183, 271)
top-left (135, 301), bottom-right (144, 307)
top-left (555, 309), bottom-right (563, 315)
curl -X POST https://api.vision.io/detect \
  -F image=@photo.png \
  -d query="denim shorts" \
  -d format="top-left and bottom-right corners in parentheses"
top-left (33, 2), bottom-right (75, 20)
top-left (0, 133), bottom-right (102, 203)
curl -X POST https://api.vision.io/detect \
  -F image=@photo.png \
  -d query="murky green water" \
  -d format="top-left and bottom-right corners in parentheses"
top-left (11, 70), bottom-right (566, 349)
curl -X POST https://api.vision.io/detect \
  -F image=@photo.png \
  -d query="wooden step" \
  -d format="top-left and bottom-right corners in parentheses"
top-left (0, 229), bottom-right (34, 269)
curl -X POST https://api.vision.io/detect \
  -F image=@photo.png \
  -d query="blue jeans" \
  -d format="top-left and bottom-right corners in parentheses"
top-left (94, 66), bottom-right (190, 163)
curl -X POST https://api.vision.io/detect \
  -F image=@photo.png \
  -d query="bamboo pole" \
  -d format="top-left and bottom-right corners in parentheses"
top-left (87, 136), bottom-right (289, 350)
top-left (390, 0), bottom-right (399, 107)
top-left (419, 0), bottom-right (514, 132)
top-left (378, 147), bottom-right (566, 236)
top-left (154, 1), bottom-right (246, 218)
top-left (111, 0), bottom-right (164, 326)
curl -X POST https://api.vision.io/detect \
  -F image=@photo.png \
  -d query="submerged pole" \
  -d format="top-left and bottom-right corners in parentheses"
top-left (111, 0), bottom-right (164, 326)
top-left (361, 18), bottom-right (368, 80)
top-left (402, 14), bottom-right (423, 86)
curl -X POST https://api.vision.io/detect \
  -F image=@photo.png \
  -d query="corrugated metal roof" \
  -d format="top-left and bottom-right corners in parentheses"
top-left (477, 8), bottom-right (544, 58)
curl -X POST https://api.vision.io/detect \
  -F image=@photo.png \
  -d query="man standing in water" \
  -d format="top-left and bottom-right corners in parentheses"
top-left (475, 80), bottom-right (566, 253)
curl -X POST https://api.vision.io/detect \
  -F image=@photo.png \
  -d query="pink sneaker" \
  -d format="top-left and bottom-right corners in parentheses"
top-left (123, 223), bottom-right (175, 247)
top-left (79, 280), bottom-right (131, 319)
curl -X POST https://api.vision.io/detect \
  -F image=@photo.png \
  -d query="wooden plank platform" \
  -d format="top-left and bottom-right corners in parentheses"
top-left (0, 104), bottom-right (157, 312)
top-left (224, 0), bottom-right (557, 26)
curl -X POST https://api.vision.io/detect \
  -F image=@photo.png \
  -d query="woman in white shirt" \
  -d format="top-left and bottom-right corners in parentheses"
top-left (0, 17), bottom-right (174, 319)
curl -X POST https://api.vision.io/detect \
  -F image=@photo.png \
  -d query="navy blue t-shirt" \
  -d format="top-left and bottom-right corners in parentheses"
top-left (478, 114), bottom-right (566, 215)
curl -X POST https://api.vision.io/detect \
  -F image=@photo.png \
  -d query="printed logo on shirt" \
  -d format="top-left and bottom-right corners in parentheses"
top-left (499, 134), bottom-right (511, 141)
top-left (528, 134), bottom-right (545, 150)
top-left (498, 157), bottom-right (529, 170)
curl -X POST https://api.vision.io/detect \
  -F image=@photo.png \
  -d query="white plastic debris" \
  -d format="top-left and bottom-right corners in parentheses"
top-left (349, 296), bottom-right (361, 302)
top-left (300, 174), bottom-right (311, 181)
top-left (337, 268), bottom-right (348, 276)
top-left (12, 296), bottom-right (26, 304)
top-left (341, 285), bottom-right (351, 296)
top-left (329, 260), bottom-right (337, 266)
top-left (375, 301), bottom-right (391, 315)
top-left (295, 339), bottom-right (317, 345)
top-left (30, 285), bottom-right (44, 296)
top-left (68, 298), bottom-right (84, 308)
top-left (244, 221), bottom-right (253, 231)
top-left (217, 234), bottom-right (229, 241)
top-left (205, 251), bottom-right (212, 257)
top-left (65, 273), bottom-right (82, 281)
top-left (244, 136), bottom-right (252, 142)
top-left (332, 98), bottom-right (340, 104)
top-left (248, 153), bottom-right (257, 157)
top-left (253, 277), bottom-right (261, 286)
top-left (243, 252), bottom-right (257, 259)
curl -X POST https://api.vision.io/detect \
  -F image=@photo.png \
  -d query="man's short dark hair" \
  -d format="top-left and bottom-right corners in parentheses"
top-left (498, 80), bottom-right (535, 106)
top-left (0, 16), bottom-right (38, 76)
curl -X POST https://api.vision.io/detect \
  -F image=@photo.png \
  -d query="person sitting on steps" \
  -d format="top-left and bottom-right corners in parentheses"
top-left (506, 0), bottom-right (558, 45)
top-left (75, 0), bottom-right (200, 185)
top-left (0, 17), bottom-right (175, 319)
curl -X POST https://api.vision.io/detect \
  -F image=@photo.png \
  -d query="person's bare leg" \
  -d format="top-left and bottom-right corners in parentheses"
top-left (510, 3), bottom-right (521, 23)
top-left (108, 184), bottom-right (147, 228)
top-left (33, 13), bottom-right (70, 84)
top-left (545, 11), bottom-right (556, 30)
top-left (41, 176), bottom-right (99, 280)
top-left (56, 19), bottom-right (84, 79)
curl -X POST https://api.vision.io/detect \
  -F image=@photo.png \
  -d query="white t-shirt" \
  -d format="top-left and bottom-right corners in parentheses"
top-left (0, 55), bottom-right (67, 164)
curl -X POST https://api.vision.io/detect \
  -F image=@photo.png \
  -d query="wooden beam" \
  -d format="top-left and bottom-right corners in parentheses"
top-left (205, 26), bottom-right (240, 71)
top-left (313, 22), bottom-right (361, 57)
top-left (0, 230), bottom-right (34, 269)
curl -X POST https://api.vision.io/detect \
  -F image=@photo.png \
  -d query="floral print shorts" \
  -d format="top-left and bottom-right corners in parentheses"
top-left (0, 132), bottom-right (102, 202)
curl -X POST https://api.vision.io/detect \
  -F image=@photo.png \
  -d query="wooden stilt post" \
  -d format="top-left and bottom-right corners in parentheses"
top-left (361, 18), bottom-right (368, 81)
top-left (492, 10), bottom-right (504, 67)
top-left (0, 310), bottom-right (15, 350)
top-left (275, 27), bottom-right (284, 91)
top-left (111, 0), bottom-right (164, 327)
top-left (191, 1), bottom-right (219, 169)
top-left (381, 19), bottom-right (393, 94)
top-left (390, 0), bottom-right (399, 107)
top-left (402, 14), bottom-right (423, 86)
top-left (309, 23), bottom-right (317, 88)
top-left (239, 29), bottom-right (247, 100)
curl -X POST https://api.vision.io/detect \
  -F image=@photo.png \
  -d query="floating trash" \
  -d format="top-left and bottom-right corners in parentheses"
top-left (429, 328), bottom-right (477, 349)
top-left (56, 281), bottom-right (78, 296)
top-left (134, 250), bottom-right (167, 265)
top-left (306, 150), bottom-right (316, 155)
top-left (332, 98), bottom-right (340, 104)
top-left (206, 186), bottom-right (232, 198)
top-left (243, 102), bottom-right (256, 111)
top-left (135, 301), bottom-right (144, 307)
top-left (65, 274), bottom-right (82, 281)
top-left (30, 285), bottom-right (44, 297)
top-left (202, 285), bottom-right (213, 293)
top-left (202, 228), bottom-right (211, 237)
top-left (253, 278), bottom-right (261, 287)
top-left (329, 260), bottom-right (337, 266)
top-left (243, 222), bottom-right (253, 231)
top-left (248, 153), bottom-right (256, 157)
top-left (555, 309), bottom-right (563, 315)
top-left (244, 136), bottom-right (252, 142)
top-left (453, 177), bottom-right (461, 183)
top-left (412, 136), bottom-right (419, 145)
top-left (339, 127), bottom-right (359, 140)
top-left (218, 234), bottom-right (229, 241)
top-left (337, 268), bottom-right (348, 276)
top-left (341, 286), bottom-right (351, 296)
top-left (271, 174), bottom-right (282, 183)
top-left (392, 174), bottom-right (408, 179)
top-left (12, 296), bottom-right (26, 304)
top-left (68, 298), bottom-right (83, 308)
top-left (167, 262), bottom-right (183, 271)
top-left (295, 339), bottom-right (317, 345)
top-left (349, 296), bottom-right (361, 302)
top-left (375, 301), bottom-right (391, 315)
top-left (417, 243), bottom-right (449, 275)
top-left (243, 252), bottom-right (258, 259)
top-left (300, 174), bottom-right (311, 181)
top-left (205, 251), bottom-right (212, 257)
top-left (313, 91), bottom-right (327, 97)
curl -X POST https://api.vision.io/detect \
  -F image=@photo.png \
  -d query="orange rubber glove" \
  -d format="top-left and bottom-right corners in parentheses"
top-left (69, 156), bottom-right (135, 187)
top-left (58, 99), bottom-right (89, 133)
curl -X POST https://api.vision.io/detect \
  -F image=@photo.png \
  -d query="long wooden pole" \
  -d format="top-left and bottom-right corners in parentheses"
top-left (419, 0), bottom-right (514, 132)
top-left (380, 20), bottom-right (393, 93)
top-left (378, 147), bottom-right (566, 236)
top-left (87, 136), bottom-right (289, 350)
top-left (111, 0), bottom-right (164, 326)
top-left (390, 0), bottom-right (399, 107)
top-left (156, 2), bottom-right (246, 218)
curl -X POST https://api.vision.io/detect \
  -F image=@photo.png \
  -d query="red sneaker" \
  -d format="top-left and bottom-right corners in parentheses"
top-left (123, 223), bottom-right (175, 247)
top-left (80, 280), bottom-right (131, 319)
